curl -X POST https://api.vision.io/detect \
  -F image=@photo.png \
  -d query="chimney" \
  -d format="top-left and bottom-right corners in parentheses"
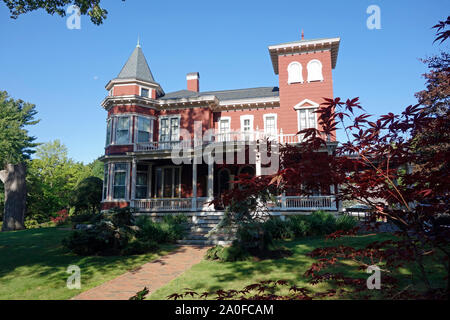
top-left (187, 72), bottom-right (200, 92)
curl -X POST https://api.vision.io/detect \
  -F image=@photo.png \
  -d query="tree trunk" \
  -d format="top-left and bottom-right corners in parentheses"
top-left (1, 163), bottom-right (27, 231)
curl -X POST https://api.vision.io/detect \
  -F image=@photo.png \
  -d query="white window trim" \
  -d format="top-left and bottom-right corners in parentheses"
top-left (263, 113), bottom-right (278, 135)
top-left (111, 162), bottom-right (130, 201)
top-left (140, 86), bottom-right (152, 98)
top-left (158, 115), bottom-right (181, 142)
top-left (105, 118), bottom-right (113, 147)
top-left (111, 115), bottom-right (132, 145)
top-left (218, 116), bottom-right (231, 130)
top-left (296, 107), bottom-right (318, 132)
top-left (307, 59), bottom-right (324, 82)
top-left (293, 99), bottom-right (320, 110)
top-left (240, 115), bottom-right (254, 132)
top-left (287, 61), bottom-right (303, 84)
top-left (134, 115), bottom-right (154, 144)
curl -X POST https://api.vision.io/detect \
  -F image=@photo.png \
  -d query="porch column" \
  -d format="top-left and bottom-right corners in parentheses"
top-left (255, 147), bottom-right (262, 177)
top-left (207, 162), bottom-right (214, 200)
top-left (131, 158), bottom-right (137, 201)
top-left (192, 161), bottom-right (197, 211)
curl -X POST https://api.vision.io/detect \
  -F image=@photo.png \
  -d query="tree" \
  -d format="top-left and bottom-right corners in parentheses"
top-left (0, 91), bottom-right (39, 231)
top-left (71, 176), bottom-right (103, 214)
top-left (2, 0), bottom-right (124, 25)
top-left (208, 18), bottom-right (450, 299)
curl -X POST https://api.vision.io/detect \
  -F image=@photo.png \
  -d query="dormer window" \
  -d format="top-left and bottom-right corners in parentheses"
top-left (307, 59), bottom-right (323, 82)
top-left (287, 61), bottom-right (303, 84)
top-left (140, 88), bottom-right (149, 98)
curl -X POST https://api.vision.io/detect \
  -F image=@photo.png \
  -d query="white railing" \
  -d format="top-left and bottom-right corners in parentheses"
top-left (134, 140), bottom-right (193, 152)
top-left (133, 198), bottom-right (193, 211)
top-left (132, 196), bottom-right (337, 212)
top-left (134, 130), bottom-right (314, 152)
top-left (273, 195), bottom-right (337, 211)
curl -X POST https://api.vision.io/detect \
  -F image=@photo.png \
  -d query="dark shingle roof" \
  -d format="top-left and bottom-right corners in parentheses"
top-left (116, 46), bottom-right (157, 84)
top-left (159, 87), bottom-right (279, 102)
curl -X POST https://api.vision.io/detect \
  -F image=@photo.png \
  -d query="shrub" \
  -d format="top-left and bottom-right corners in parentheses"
top-left (236, 222), bottom-right (273, 252)
top-left (263, 217), bottom-right (294, 240)
top-left (24, 217), bottom-right (40, 229)
top-left (205, 244), bottom-right (250, 262)
top-left (307, 210), bottom-right (337, 236)
top-left (51, 209), bottom-right (70, 226)
top-left (63, 207), bottom-right (140, 256)
top-left (336, 214), bottom-right (358, 231)
top-left (135, 215), bottom-right (187, 244)
top-left (287, 215), bottom-right (312, 238)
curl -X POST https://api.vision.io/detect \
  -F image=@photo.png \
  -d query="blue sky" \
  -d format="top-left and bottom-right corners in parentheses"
top-left (0, 0), bottom-right (448, 163)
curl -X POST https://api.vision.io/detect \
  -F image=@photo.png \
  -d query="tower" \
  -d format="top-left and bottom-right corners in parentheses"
top-left (268, 36), bottom-right (340, 138)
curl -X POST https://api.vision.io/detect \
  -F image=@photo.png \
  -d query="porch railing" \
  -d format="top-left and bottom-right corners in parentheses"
top-left (132, 195), bottom-right (336, 212)
top-left (133, 198), bottom-right (193, 211)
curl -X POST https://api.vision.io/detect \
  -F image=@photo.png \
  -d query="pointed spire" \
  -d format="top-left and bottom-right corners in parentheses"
top-left (301, 29), bottom-right (304, 40)
top-left (116, 43), bottom-right (156, 83)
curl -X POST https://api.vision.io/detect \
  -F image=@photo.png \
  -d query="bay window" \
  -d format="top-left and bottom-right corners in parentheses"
top-left (105, 119), bottom-right (112, 146)
top-left (115, 116), bottom-right (130, 145)
top-left (112, 163), bottom-right (128, 199)
top-left (136, 116), bottom-right (153, 143)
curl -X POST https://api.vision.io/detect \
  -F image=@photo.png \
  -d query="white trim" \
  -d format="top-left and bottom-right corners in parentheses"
top-left (140, 86), bottom-right (152, 98)
top-left (240, 115), bottom-right (254, 132)
top-left (263, 113), bottom-right (278, 135)
top-left (287, 61), bottom-right (303, 84)
top-left (293, 99), bottom-right (320, 110)
top-left (307, 59), bottom-right (324, 82)
top-left (158, 114), bottom-right (181, 142)
top-left (268, 37), bottom-right (341, 51)
top-left (296, 106), bottom-right (318, 133)
top-left (111, 162), bottom-right (130, 201)
top-left (134, 115), bottom-right (154, 144)
top-left (218, 116), bottom-right (231, 131)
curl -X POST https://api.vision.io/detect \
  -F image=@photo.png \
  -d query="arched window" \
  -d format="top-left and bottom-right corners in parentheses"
top-left (287, 62), bottom-right (303, 84)
top-left (307, 59), bottom-right (323, 82)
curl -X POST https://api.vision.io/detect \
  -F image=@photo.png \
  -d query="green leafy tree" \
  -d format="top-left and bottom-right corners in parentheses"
top-left (71, 176), bottom-right (103, 214)
top-left (2, 0), bottom-right (125, 25)
top-left (26, 140), bottom-right (90, 221)
top-left (0, 91), bottom-right (39, 231)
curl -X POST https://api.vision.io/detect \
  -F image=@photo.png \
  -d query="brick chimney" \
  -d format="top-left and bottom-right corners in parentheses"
top-left (187, 72), bottom-right (200, 92)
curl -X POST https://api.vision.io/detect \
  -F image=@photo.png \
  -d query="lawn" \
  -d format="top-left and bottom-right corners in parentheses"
top-left (149, 233), bottom-right (446, 300)
top-left (0, 227), bottom-right (175, 300)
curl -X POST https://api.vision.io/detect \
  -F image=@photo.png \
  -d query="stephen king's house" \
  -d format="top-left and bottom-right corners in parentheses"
top-left (100, 36), bottom-right (341, 243)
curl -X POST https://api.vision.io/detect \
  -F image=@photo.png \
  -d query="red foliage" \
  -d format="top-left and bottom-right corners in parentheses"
top-left (50, 209), bottom-right (69, 225)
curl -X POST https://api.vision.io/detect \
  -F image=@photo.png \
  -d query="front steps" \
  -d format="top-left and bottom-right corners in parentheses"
top-left (177, 212), bottom-right (234, 246)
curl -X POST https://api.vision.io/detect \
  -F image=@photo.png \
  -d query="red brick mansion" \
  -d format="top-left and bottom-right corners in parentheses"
top-left (100, 35), bottom-right (341, 229)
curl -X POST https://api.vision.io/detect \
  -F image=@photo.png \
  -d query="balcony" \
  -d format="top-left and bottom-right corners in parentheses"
top-left (133, 130), bottom-right (308, 153)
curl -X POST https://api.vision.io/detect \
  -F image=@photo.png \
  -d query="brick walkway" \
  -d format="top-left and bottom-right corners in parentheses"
top-left (72, 245), bottom-right (209, 300)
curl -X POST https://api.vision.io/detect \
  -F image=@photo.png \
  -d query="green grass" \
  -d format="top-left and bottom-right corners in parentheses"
top-left (0, 227), bottom-right (175, 300)
top-left (149, 233), bottom-right (446, 300)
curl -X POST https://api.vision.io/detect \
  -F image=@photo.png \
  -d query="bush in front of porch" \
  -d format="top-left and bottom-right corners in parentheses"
top-left (206, 211), bottom-right (358, 262)
top-left (62, 208), bottom-right (187, 256)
